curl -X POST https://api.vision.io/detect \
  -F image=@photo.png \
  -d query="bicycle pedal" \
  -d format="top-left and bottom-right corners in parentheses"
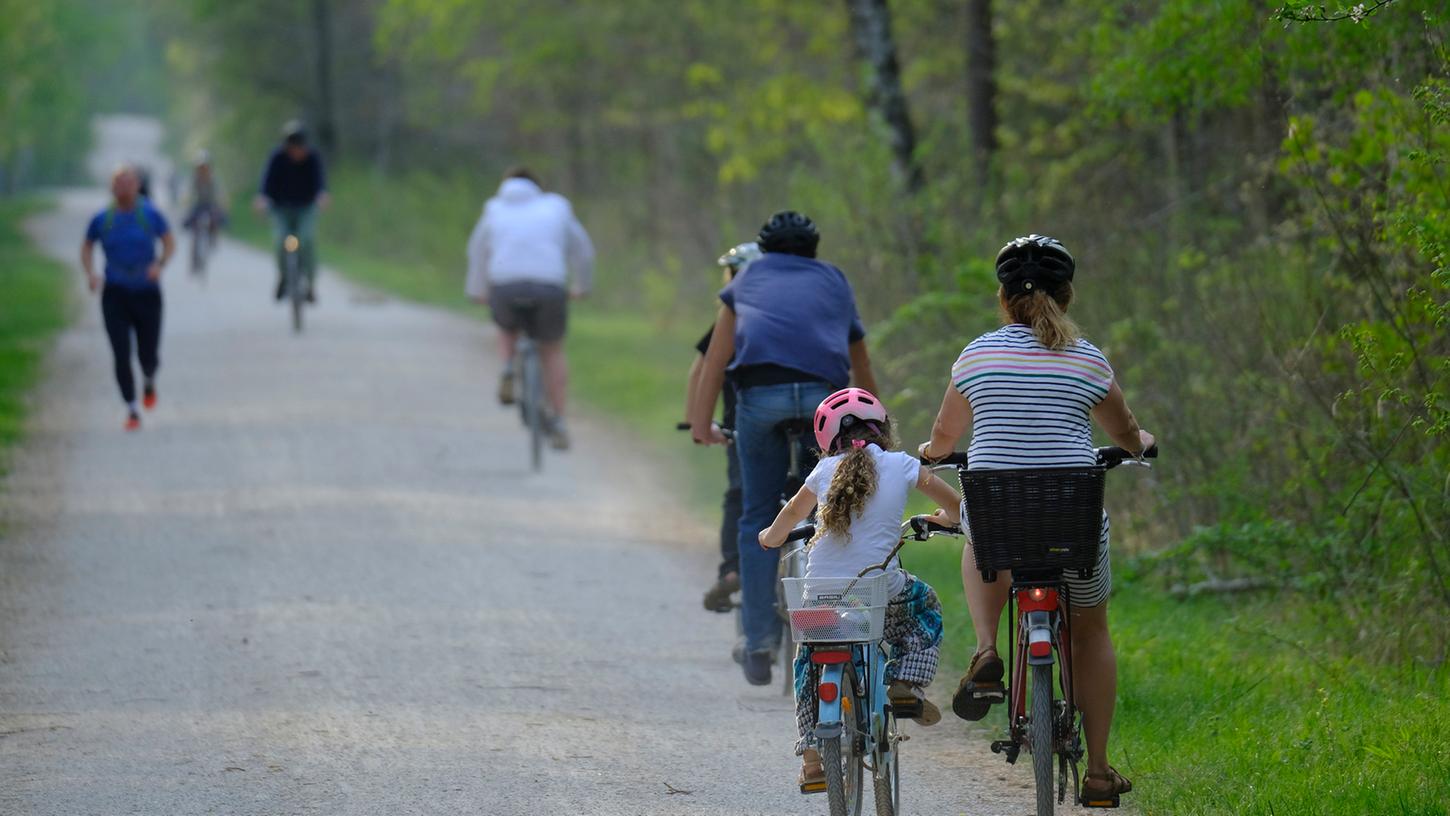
top-left (1081, 794), bottom-right (1120, 808)
top-left (970, 682), bottom-right (1005, 701)
top-left (889, 697), bottom-right (924, 718)
top-left (799, 780), bottom-right (828, 795)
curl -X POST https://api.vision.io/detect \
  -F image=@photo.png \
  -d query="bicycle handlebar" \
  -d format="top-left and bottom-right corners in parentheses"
top-left (675, 421), bottom-right (736, 441)
top-left (920, 444), bottom-right (1159, 470)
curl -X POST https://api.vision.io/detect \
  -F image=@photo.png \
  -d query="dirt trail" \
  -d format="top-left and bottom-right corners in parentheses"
top-left (0, 115), bottom-right (1049, 815)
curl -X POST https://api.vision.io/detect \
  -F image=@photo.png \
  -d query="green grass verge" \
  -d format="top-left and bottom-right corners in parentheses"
top-left (254, 172), bottom-right (1449, 815)
top-left (0, 197), bottom-right (69, 468)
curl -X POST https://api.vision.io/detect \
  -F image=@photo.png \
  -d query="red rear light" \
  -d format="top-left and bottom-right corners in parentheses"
top-left (1029, 587), bottom-right (1047, 602)
top-left (1030, 641), bottom-right (1052, 658)
top-left (819, 681), bottom-right (839, 703)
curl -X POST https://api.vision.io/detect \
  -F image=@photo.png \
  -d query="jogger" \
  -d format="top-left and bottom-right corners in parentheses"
top-left (80, 165), bottom-right (174, 430)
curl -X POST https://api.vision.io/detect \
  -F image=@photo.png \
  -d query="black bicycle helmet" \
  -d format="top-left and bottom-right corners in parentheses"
top-left (995, 234), bottom-right (1075, 295)
top-left (757, 210), bottom-right (820, 258)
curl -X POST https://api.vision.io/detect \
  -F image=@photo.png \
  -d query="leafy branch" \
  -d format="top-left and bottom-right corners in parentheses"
top-left (1273, 0), bottom-right (1398, 24)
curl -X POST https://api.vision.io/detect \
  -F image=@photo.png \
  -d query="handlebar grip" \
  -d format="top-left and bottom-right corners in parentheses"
top-left (785, 525), bottom-right (816, 543)
top-left (675, 422), bottom-right (690, 430)
top-left (919, 452), bottom-right (971, 466)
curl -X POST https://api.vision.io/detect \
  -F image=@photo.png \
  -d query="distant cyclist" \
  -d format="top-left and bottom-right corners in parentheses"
top-left (686, 241), bottom-right (762, 613)
top-left (689, 210), bottom-right (880, 685)
top-left (253, 120), bottom-right (329, 303)
top-left (181, 150), bottom-right (227, 269)
top-left (80, 165), bottom-right (176, 431)
top-left (465, 167), bottom-right (595, 450)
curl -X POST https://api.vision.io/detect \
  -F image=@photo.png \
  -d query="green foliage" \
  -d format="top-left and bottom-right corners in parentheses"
top-left (0, 198), bottom-right (69, 462)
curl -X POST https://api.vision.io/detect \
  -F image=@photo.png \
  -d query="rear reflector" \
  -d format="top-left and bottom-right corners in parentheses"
top-left (811, 650), bottom-right (851, 665)
top-left (819, 682), bottom-right (839, 703)
top-left (1029, 640), bottom-right (1052, 658)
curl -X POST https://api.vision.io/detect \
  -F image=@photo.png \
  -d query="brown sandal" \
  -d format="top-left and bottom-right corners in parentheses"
top-left (887, 680), bottom-right (941, 726)
top-left (798, 749), bottom-right (826, 794)
top-left (951, 647), bottom-right (1005, 721)
top-left (1080, 766), bottom-right (1132, 807)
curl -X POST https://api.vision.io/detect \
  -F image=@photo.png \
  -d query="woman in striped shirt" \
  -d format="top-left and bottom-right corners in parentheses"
top-left (919, 235), bottom-right (1154, 804)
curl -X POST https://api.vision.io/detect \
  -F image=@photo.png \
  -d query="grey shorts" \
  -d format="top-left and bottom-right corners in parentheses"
top-left (490, 281), bottom-right (568, 344)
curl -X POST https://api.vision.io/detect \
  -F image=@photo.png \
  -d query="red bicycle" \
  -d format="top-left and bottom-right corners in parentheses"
top-left (936, 444), bottom-right (1156, 815)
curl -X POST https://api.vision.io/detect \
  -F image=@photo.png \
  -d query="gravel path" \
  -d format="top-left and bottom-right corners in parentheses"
top-left (0, 116), bottom-right (1049, 815)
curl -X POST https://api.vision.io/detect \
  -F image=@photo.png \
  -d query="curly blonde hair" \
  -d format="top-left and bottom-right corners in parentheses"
top-left (815, 419), bottom-right (897, 545)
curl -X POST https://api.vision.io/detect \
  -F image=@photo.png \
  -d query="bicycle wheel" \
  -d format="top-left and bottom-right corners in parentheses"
top-left (521, 347), bottom-right (543, 472)
top-left (872, 710), bottom-right (899, 816)
top-left (285, 252), bottom-right (304, 334)
top-left (777, 544), bottom-right (803, 696)
top-left (1031, 663), bottom-right (1055, 816)
top-left (823, 668), bottom-right (864, 816)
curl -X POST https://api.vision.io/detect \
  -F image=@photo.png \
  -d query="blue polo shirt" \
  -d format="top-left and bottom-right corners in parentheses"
top-left (85, 201), bottom-right (170, 291)
top-left (719, 253), bottom-right (866, 389)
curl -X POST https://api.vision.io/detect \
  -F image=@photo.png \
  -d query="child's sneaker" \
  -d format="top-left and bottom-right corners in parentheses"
top-left (889, 680), bottom-right (941, 725)
top-left (798, 748), bottom-right (826, 794)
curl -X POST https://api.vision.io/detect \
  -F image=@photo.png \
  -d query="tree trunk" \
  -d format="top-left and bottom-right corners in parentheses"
top-left (964, 0), bottom-right (998, 184)
top-left (845, 0), bottom-right (924, 192)
top-left (311, 0), bottom-right (338, 158)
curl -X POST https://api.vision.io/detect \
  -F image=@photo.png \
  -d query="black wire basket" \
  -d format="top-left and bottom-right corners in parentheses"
top-left (958, 466), bottom-right (1107, 578)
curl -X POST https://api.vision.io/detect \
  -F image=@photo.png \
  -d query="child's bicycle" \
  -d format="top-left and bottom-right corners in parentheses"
top-left (930, 444), bottom-right (1157, 816)
top-left (781, 514), bottom-right (960, 816)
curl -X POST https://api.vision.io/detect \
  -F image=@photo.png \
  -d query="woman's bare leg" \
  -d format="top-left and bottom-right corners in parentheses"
top-left (1070, 602), bottom-right (1116, 776)
top-left (961, 544), bottom-right (1010, 652)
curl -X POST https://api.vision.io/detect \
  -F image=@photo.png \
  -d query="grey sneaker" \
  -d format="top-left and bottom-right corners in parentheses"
top-left (743, 649), bottom-right (772, 686)
top-left (547, 419), bottom-right (570, 451)
top-left (497, 371), bottom-right (515, 405)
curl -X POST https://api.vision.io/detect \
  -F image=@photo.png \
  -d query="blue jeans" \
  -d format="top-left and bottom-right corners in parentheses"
top-left (736, 381), bottom-right (833, 652)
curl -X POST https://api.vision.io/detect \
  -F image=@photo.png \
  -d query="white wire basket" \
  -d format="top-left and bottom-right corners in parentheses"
top-left (780, 574), bottom-right (890, 643)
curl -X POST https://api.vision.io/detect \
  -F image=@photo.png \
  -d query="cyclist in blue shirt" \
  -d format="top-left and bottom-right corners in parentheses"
top-left (689, 211), bottom-right (879, 685)
top-left (81, 165), bottom-right (175, 431)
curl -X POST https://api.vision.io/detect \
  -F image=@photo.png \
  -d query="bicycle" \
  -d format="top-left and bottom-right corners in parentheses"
top-left (782, 514), bottom-right (959, 816)
top-left (189, 207), bottom-right (214, 278)
top-left (931, 444), bottom-right (1157, 815)
top-left (282, 233), bottom-right (306, 334)
top-left (513, 300), bottom-right (547, 472)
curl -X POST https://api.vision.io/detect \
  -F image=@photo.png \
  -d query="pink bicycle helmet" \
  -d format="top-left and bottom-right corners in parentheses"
top-left (814, 388), bottom-right (889, 452)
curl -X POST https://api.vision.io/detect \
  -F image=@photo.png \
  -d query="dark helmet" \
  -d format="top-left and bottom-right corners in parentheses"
top-left (995, 234), bottom-right (1075, 295)
top-left (281, 119), bottom-right (308, 144)
top-left (757, 210), bottom-right (820, 258)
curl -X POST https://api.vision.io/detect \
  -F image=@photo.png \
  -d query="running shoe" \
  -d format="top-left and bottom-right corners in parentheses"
top-left (124, 412), bottom-right (141, 432)
top-left (142, 382), bottom-right (157, 411)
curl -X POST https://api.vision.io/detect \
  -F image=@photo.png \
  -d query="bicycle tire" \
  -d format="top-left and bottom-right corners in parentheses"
top-left (288, 253), bottom-right (304, 334)
top-left (823, 668), bottom-right (864, 816)
top-left (872, 709), bottom-right (899, 816)
top-left (777, 547), bottom-right (801, 696)
top-left (1031, 663), bottom-right (1055, 816)
top-left (520, 346), bottom-right (543, 472)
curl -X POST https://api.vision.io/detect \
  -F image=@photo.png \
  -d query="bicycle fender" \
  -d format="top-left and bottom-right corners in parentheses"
top-left (814, 661), bottom-right (845, 738)
top-left (1025, 609), bottom-right (1056, 666)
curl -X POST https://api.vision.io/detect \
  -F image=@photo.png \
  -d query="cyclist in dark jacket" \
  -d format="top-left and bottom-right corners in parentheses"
top-left (253, 121), bottom-right (330, 302)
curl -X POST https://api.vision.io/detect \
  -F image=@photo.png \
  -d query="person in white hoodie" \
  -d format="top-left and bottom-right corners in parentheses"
top-left (465, 168), bottom-right (595, 449)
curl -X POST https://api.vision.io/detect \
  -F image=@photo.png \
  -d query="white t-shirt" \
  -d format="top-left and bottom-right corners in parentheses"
top-left (803, 447), bottom-right (920, 597)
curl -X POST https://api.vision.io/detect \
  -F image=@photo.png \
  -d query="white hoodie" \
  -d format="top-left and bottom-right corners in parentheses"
top-left (464, 178), bottom-right (595, 298)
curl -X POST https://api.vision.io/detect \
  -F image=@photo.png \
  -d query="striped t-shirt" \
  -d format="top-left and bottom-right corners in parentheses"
top-left (952, 324), bottom-right (1115, 470)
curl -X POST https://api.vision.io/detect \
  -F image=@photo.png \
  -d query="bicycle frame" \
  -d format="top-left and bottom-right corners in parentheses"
top-left (996, 579), bottom-right (1083, 774)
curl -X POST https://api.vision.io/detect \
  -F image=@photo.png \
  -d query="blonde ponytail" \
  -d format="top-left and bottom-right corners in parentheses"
top-left (1000, 284), bottom-right (1081, 350)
